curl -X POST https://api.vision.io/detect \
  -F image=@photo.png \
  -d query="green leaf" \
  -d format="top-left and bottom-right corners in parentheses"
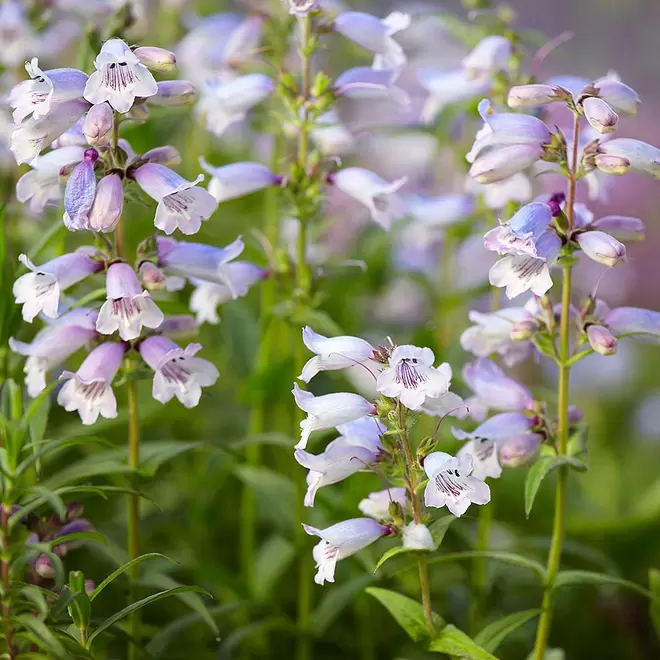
top-left (229, 432), bottom-right (294, 451)
top-left (27, 389), bottom-right (50, 446)
top-left (474, 609), bottom-right (540, 653)
top-left (138, 441), bottom-right (201, 477)
top-left (555, 570), bottom-right (658, 603)
top-left (292, 309), bottom-right (344, 336)
top-left (366, 587), bottom-right (444, 643)
top-left (50, 531), bottom-right (107, 549)
top-left (313, 575), bottom-right (375, 635)
top-left (423, 551), bottom-right (547, 581)
top-left (525, 455), bottom-right (587, 518)
top-left (650, 569), bottom-right (660, 640)
top-left (17, 614), bottom-right (68, 658)
top-left (19, 584), bottom-right (50, 617)
top-left (91, 553), bottom-right (176, 602)
top-left (87, 586), bottom-right (212, 646)
top-left (429, 624), bottom-right (499, 659)
top-left (253, 534), bottom-right (296, 601)
top-left (28, 485), bottom-right (67, 521)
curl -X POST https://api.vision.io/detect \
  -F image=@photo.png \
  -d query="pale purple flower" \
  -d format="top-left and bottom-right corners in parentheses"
top-left (13, 251), bottom-right (102, 322)
top-left (581, 97), bottom-right (618, 134)
top-left (499, 433), bottom-right (543, 467)
top-left (402, 523), bottom-right (434, 550)
top-left (96, 263), bottom-right (164, 340)
top-left (133, 46), bottom-right (177, 72)
top-left (139, 336), bottom-right (219, 407)
top-left (148, 81), bottom-right (196, 107)
top-left (132, 163), bottom-right (218, 235)
top-left (332, 167), bottom-right (407, 230)
top-left (423, 452), bottom-right (490, 517)
top-left (63, 148), bottom-right (98, 230)
top-left (9, 58), bottom-right (87, 124)
top-left (84, 38), bottom-right (158, 113)
top-left (592, 75), bottom-right (640, 116)
top-left (456, 436), bottom-right (501, 481)
top-left (358, 487), bottom-right (407, 520)
top-left (199, 158), bottom-right (279, 203)
top-left (507, 84), bottom-right (567, 109)
top-left (303, 518), bottom-right (390, 584)
top-left (463, 359), bottom-right (534, 414)
top-left (333, 11), bottom-right (410, 74)
top-left (335, 416), bottom-right (386, 452)
top-left (89, 173), bottom-right (123, 232)
top-left (590, 215), bottom-right (644, 241)
top-left (292, 383), bottom-right (377, 449)
top-left (484, 202), bottom-right (554, 258)
top-left (598, 138), bottom-right (660, 179)
top-left (16, 146), bottom-right (86, 214)
top-left (469, 143), bottom-right (545, 185)
top-left (575, 231), bottom-right (626, 267)
top-left (377, 345), bottom-right (452, 410)
top-left (9, 309), bottom-right (98, 397)
top-left (334, 67), bottom-right (409, 107)
top-left (593, 154), bottom-right (631, 176)
top-left (197, 74), bottom-right (274, 137)
top-left (299, 327), bottom-right (377, 383)
top-left (604, 307), bottom-right (660, 342)
top-left (83, 102), bottom-right (114, 145)
top-left (139, 145), bottom-right (181, 168)
top-left (462, 36), bottom-right (511, 75)
top-left (57, 342), bottom-right (126, 425)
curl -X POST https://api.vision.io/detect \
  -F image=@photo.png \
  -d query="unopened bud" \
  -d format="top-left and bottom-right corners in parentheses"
top-left (567, 405), bottom-right (584, 424)
top-left (89, 173), bottom-right (123, 233)
top-left (416, 435), bottom-right (437, 463)
top-left (83, 102), bottom-right (114, 146)
top-left (594, 153), bottom-right (631, 175)
top-left (510, 319), bottom-right (538, 341)
top-left (34, 554), bottom-right (55, 579)
top-left (581, 97), bottom-right (618, 134)
top-left (133, 46), bottom-right (177, 72)
top-left (388, 500), bottom-right (404, 523)
top-left (586, 324), bottom-right (618, 356)
top-left (499, 433), bottom-right (542, 467)
top-left (85, 579), bottom-right (95, 596)
top-left (66, 501), bottom-right (84, 520)
top-left (141, 145), bottom-right (181, 167)
top-left (507, 84), bottom-right (567, 109)
top-left (576, 231), bottom-right (627, 267)
top-left (148, 81), bottom-right (196, 107)
top-left (139, 261), bottom-right (167, 290)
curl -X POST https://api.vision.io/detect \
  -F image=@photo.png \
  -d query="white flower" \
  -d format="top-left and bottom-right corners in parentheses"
top-left (402, 523), bottom-right (434, 550)
top-left (358, 487), bottom-right (407, 520)
top-left (292, 383), bottom-right (377, 449)
top-left (456, 437), bottom-right (502, 481)
top-left (84, 38), bottom-right (158, 113)
top-left (377, 345), bottom-right (452, 410)
top-left (423, 451), bottom-right (491, 517)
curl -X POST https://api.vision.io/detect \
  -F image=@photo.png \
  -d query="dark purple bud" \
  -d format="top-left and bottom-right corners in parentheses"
top-left (83, 148), bottom-right (98, 164)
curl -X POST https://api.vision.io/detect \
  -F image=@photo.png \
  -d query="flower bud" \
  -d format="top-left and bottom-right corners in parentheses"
top-left (507, 84), bottom-right (565, 109)
top-left (416, 435), bottom-right (438, 463)
top-left (581, 97), bottom-right (618, 134)
top-left (593, 78), bottom-right (640, 116)
top-left (133, 46), bottom-right (177, 72)
top-left (65, 501), bottom-right (84, 520)
top-left (567, 405), bottom-right (584, 424)
top-left (510, 319), bottom-right (538, 341)
top-left (85, 580), bottom-right (95, 596)
top-left (599, 138), bottom-right (660, 178)
top-left (499, 433), bottom-right (542, 467)
top-left (148, 81), bottom-right (196, 107)
top-left (139, 261), bottom-right (167, 290)
top-left (34, 554), bottom-right (55, 579)
top-left (586, 324), bottom-right (618, 356)
top-left (576, 230), bottom-right (627, 267)
top-left (593, 154), bottom-right (631, 175)
top-left (83, 102), bottom-right (114, 146)
top-left (140, 145), bottom-right (181, 167)
top-left (88, 173), bottom-right (123, 232)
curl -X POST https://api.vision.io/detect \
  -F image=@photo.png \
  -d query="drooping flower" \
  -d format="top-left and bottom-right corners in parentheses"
top-left (302, 518), bottom-right (390, 584)
top-left (299, 327), bottom-right (377, 383)
top-left (96, 263), bottom-right (164, 341)
top-left (199, 158), bottom-right (280, 203)
top-left (57, 342), bottom-right (127, 425)
top-left (139, 336), bottom-right (219, 407)
top-left (292, 383), bottom-right (377, 449)
top-left (13, 251), bottom-right (102, 322)
top-left (423, 452), bottom-right (490, 517)
top-left (132, 163), bottom-right (218, 235)
top-left (84, 38), bottom-right (158, 113)
top-left (358, 487), bottom-right (407, 520)
top-left (332, 168), bottom-right (407, 230)
top-left (63, 148), bottom-right (98, 230)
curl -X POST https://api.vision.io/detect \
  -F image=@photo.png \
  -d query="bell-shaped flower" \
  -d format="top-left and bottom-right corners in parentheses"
top-left (189, 262), bottom-right (266, 324)
top-left (199, 158), bottom-right (280, 203)
top-left (581, 96), bottom-right (618, 134)
top-left (139, 336), bottom-right (219, 408)
top-left (604, 307), bottom-right (660, 342)
top-left (358, 488), bottom-right (407, 520)
top-left (57, 341), bottom-right (127, 425)
top-left (83, 102), bottom-right (114, 145)
top-left (13, 250), bottom-right (102, 322)
top-left (333, 67), bottom-right (409, 107)
top-left (489, 230), bottom-right (561, 299)
top-left (63, 148), bottom-right (98, 230)
top-left (89, 173), bottom-right (123, 232)
top-left (9, 309), bottom-right (98, 397)
top-left (463, 358), bottom-right (534, 413)
top-left (460, 306), bottom-right (534, 366)
top-left (11, 99), bottom-right (90, 165)
top-left (197, 74), bottom-right (274, 137)
top-left (593, 75), bottom-right (640, 116)
top-left (84, 38), bottom-right (158, 113)
top-left (295, 434), bottom-right (382, 506)
top-left (586, 324), bottom-right (617, 355)
top-left (9, 58), bottom-right (88, 123)
top-left (423, 452), bottom-right (490, 517)
top-left (96, 263), bottom-right (164, 341)
top-left (292, 383), bottom-right (377, 449)
top-left (507, 84), bottom-right (567, 109)
top-left (499, 432), bottom-right (543, 467)
top-left (462, 36), bottom-right (511, 75)
top-left (332, 11), bottom-right (410, 73)
top-left (598, 138), bottom-right (660, 179)
top-left (157, 236), bottom-right (246, 295)
top-left (299, 326), bottom-right (377, 383)
top-left (16, 146), bottom-right (85, 214)
top-left (332, 167), bottom-right (407, 230)
top-left (377, 345), bottom-right (452, 410)
top-left (132, 163), bottom-right (218, 235)
top-left (303, 518), bottom-right (390, 585)
top-left (402, 523), bottom-right (435, 550)
top-left (575, 231), bottom-right (626, 267)
top-left (484, 202), bottom-right (554, 258)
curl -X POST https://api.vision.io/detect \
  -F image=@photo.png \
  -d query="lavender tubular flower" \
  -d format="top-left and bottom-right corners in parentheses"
top-left (507, 84), bottom-right (566, 109)
top-left (484, 202), bottom-right (554, 258)
top-left (63, 148), bottom-right (98, 230)
top-left (499, 433), bottom-right (543, 467)
top-left (598, 138), bottom-right (660, 178)
top-left (469, 143), bottom-right (545, 184)
top-left (199, 159), bottom-right (280, 203)
top-left (604, 307), bottom-right (660, 341)
top-left (334, 67), bottom-right (408, 107)
top-left (140, 146), bottom-right (181, 167)
top-left (139, 336), bottom-right (218, 407)
top-left (591, 215), bottom-right (645, 240)
top-left (463, 358), bottom-right (534, 413)
top-left (148, 81), bottom-right (196, 107)
top-left (89, 173), bottom-right (123, 232)
top-left (133, 46), bottom-right (177, 72)
top-left (593, 76), bottom-right (641, 116)
top-left (57, 342), bottom-right (127, 425)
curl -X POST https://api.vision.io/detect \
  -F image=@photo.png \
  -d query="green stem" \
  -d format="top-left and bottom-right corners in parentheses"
top-left (127, 380), bottom-right (141, 660)
top-left (1, 503), bottom-right (15, 659)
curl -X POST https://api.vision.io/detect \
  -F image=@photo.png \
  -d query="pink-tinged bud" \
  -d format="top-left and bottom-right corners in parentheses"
top-left (84, 580), bottom-right (95, 596)
top-left (593, 77), bottom-right (640, 116)
top-left (83, 102), bottom-right (114, 146)
top-left (592, 215), bottom-right (645, 241)
top-left (510, 319), bottom-right (538, 341)
top-left (139, 261), bottom-right (166, 290)
top-left (133, 46), bottom-right (176, 72)
top-left (594, 154), bottom-right (631, 175)
top-left (567, 405), bottom-right (584, 424)
top-left (507, 84), bottom-right (566, 109)
top-left (499, 433), bottom-right (542, 467)
top-left (581, 97), bottom-right (618, 134)
top-left (148, 81), bottom-right (196, 107)
top-left (89, 173), bottom-right (123, 232)
top-left (599, 138), bottom-right (660, 178)
top-left (469, 143), bottom-right (544, 184)
top-left (587, 324), bottom-right (618, 356)
top-left (576, 231), bottom-right (626, 267)
top-left (141, 146), bottom-right (181, 167)
top-left (34, 554), bottom-right (55, 579)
